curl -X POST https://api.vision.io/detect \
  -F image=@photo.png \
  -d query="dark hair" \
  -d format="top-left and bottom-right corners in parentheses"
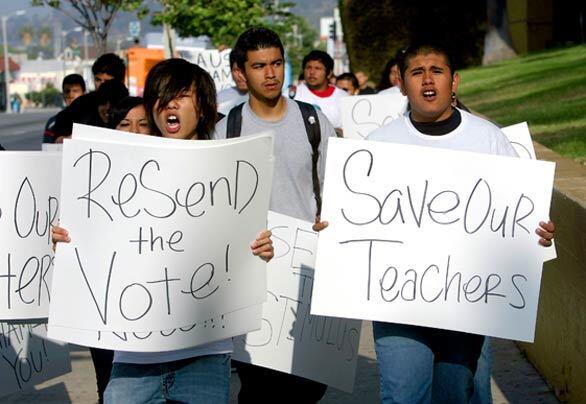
top-left (62, 73), bottom-right (86, 93)
top-left (92, 53), bottom-right (126, 83)
top-left (143, 58), bottom-right (217, 139)
top-left (96, 79), bottom-right (129, 106)
top-left (336, 72), bottom-right (359, 90)
top-left (52, 93), bottom-right (101, 136)
top-left (108, 96), bottom-right (146, 129)
top-left (377, 50), bottom-right (404, 91)
top-left (232, 27), bottom-right (285, 70)
top-left (399, 41), bottom-right (455, 79)
top-left (302, 50), bottom-right (334, 75)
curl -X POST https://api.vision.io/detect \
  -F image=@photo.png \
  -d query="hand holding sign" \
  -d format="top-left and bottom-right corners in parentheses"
top-left (311, 138), bottom-right (555, 342)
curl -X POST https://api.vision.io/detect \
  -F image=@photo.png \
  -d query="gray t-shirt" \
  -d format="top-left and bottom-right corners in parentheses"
top-left (214, 97), bottom-right (336, 223)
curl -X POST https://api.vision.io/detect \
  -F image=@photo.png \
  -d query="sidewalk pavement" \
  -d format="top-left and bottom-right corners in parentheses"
top-left (3, 322), bottom-right (559, 403)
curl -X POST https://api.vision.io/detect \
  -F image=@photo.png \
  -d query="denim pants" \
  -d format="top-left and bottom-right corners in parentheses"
top-left (373, 322), bottom-right (484, 404)
top-left (471, 337), bottom-right (492, 404)
top-left (104, 354), bottom-right (231, 404)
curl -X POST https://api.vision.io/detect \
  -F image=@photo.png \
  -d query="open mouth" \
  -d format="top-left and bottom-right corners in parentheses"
top-left (423, 90), bottom-right (437, 100)
top-left (166, 114), bottom-right (181, 133)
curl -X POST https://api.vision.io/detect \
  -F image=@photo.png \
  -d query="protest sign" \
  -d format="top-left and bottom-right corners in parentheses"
top-left (1, 321), bottom-right (71, 398)
top-left (49, 126), bottom-right (273, 333)
top-left (41, 144), bottom-right (63, 152)
top-left (179, 48), bottom-right (234, 91)
top-left (341, 94), bottom-right (408, 140)
top-left (49, 305), bottom-right (260, 351)
top-left (311, 138), bottom-right (555, 342)
top-left (501, 122), bottom-right (556, 262)
top-left (0, 152), bottom-right (61, 320)
top-left (501, 122), bottom-right (536, 160)
top-left (233, 211), bottom-right (361, 392)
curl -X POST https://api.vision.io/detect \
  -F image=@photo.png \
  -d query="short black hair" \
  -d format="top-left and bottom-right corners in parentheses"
top-left (108, 96), bottom-right (146, 130)
top-left (399, 40), bottom-right (455, 79)
top-left (92, 53), bottom-right (126, 83)
top-left (96, 79), bottom-right (129, 107)
top-left (53, 93), bottom-right (101, 136)
top-left (62, 73), bottom-right (86, 93)
top-left (143, 58), bottom-right (217, 139)
top-left (336, 72), bottom-right (359, 90)
top-left (302, 50), bottom-right (334, 75)
top-left (232, 27), bottom-right (285, 71)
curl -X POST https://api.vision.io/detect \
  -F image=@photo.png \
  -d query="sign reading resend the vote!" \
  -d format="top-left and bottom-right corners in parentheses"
top-left (0, 153), bottom-right (61, 320)
top-left (49, 125), bottom-right (274, 333)
top-left (311, 138), bottom-right (555, 342)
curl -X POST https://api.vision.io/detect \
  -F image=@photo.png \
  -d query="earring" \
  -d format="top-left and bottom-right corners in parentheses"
top-left (451, 91), bottom-right (457, 107)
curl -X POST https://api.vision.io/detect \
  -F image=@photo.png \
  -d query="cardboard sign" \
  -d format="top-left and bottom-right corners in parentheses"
top-left (341, 94), bottom-right (408, 140)
top-left (41, 144), bottom-right (63, 152)
top-left (0, 152), bottom-right (61, 320)
top-left (233, 211), bottom-right (361, 392)
top-left (179, 48), bottom-right (234, 91)
top-left (501, 122), bottom-right (536, 160)
top-left (501, 122), bottom-right (556, 262)
top-left (49, 125), bottom-right (273, 333)
top-left (311, 138), bottom-right (555, 342)
top-left (49, 305), bottom-right (260, 351)
top-left (0, 321), bottom-right (71, 398)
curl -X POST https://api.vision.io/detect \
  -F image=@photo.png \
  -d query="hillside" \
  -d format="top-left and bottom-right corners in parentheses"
top-left (458, 45), bottom-right (586, 162)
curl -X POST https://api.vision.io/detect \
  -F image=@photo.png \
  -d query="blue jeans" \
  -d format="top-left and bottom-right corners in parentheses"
top-left (471, 337), bottom-right (492, 404)
top-left (373, 322), bottom-right (484, 404)
top-left (104, 354), bottom-right (231, 404)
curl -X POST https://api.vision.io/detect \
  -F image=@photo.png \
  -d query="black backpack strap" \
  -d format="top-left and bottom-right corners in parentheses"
top-left (295, 100), bottom-right (322, 217)
top-left (226, 103), bottom-right (245, 139)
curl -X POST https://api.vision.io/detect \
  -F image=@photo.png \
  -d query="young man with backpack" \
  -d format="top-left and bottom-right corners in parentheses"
top-left (214, 27), bottom-right (336, 403)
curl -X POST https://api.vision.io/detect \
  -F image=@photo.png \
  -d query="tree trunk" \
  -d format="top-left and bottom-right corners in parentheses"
top-left (482, 0), bottom-right (517, 64)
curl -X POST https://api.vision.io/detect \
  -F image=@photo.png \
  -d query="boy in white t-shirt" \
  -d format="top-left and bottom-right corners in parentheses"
top-left (315, 41), bottom-right (556, 404)
top-left (294, 50), bottom-right (348, 129)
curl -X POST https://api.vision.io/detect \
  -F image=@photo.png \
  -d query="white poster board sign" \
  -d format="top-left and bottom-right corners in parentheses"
top-left (41, 143), bottom-right (63, 152)
top-left (0, 152), bottom-right (61, 320)
top-left (180, 48), bottom-right (234, 91)
top-left (233, 211), bottom-right (361, 392)
top-left (502, 122), bottom-right (556, 262)
top-left (311, 138), bottom-right (555, 342)
top-left (49, 305), bottom-right (260, 351)
top-left (341, 94), bottom-right (408, 140)
top-left (502, 122), bottom-right (536, 160)
top-left (1, 321), bottom-right (71, 398)
top-left (49, 126), bottom-right (273, 333)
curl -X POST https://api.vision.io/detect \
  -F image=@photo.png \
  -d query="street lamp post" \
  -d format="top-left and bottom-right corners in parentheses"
top-left (2, 9), bottom-right (25, 114)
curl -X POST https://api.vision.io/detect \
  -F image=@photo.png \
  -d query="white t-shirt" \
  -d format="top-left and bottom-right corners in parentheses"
top-left (113, 339), bottom-right (233, 364)
top-left (217, 86), bottom-right (248, 116)
top-left (294, 83), bottom-right (348, 129)
top-left (367, 109), bottom-right (518, 158)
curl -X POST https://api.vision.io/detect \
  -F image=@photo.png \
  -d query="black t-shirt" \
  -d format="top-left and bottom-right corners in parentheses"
top-left (0, 143), bottom-right (5, 151)
top-left (410, 108), bottom-right (461, 136)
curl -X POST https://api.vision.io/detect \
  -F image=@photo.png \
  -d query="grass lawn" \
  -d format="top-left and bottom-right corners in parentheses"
top-left (458, 44), bottom-right (586, 163)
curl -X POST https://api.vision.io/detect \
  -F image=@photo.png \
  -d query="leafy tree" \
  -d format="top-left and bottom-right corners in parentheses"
top-left (273, 14), bottom-right (320, 77)
top-left (151, 0), bottom-right (292, 47)
top-left (31, 0), bottom-right (149, 54)
top-left (19, 25), bottom-right (35, 47)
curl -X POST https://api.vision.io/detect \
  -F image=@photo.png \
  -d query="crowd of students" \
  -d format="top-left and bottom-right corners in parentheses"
top-left (2, 25), bottom-right (556, 404)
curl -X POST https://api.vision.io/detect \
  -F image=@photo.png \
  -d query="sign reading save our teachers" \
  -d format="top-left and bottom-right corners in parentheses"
top-left (0, 152), bottom-right (61, 320)
top-left (49, 125), bottom-right (274, 335)
top-left (311, 138), bottom-right (555, 342)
